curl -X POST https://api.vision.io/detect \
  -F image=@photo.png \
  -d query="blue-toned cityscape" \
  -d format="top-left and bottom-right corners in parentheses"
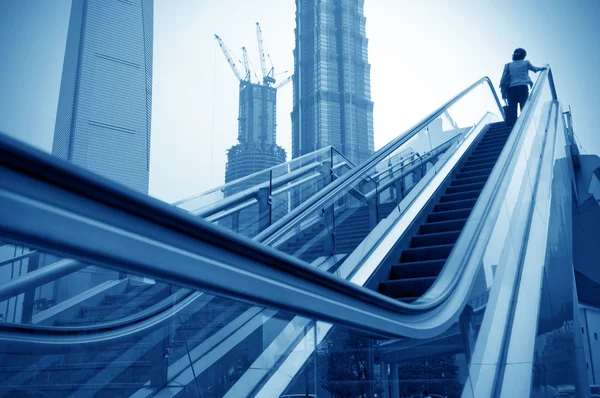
top-left (1, 1), bottom-right (600, 397)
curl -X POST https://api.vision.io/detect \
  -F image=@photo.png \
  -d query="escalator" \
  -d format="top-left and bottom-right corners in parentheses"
top-left (0, 67), bottom-right (588, 397)
top-left (0, 74), bottom-right (505, 396)
top-left (378, 122), bottom-right (512, 302)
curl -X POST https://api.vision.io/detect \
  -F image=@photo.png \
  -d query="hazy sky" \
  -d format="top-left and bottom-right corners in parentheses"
top-left (1, 0), bottom-right (599, 204)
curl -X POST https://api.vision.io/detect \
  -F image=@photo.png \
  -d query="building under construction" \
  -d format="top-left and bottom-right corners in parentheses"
top-left (215, 24), bottom-right (291, 193)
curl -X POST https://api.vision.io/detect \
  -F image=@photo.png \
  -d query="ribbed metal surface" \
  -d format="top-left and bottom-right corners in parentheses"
top-left (427, 208), bottom-right (472, 222)
top-left (411, 231), bottom-right (461, 247)
top-left (446, 182), bottom-right (486, 194)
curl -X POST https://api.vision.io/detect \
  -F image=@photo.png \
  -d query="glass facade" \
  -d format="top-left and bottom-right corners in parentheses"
top-left (292, 0), bottom-right (375, 166)
top-left (52, 0), bottom-right (153, 194)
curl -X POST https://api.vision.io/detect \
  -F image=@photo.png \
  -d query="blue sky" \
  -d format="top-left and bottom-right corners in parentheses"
top-left (1, 0), bottom-right (599, 203)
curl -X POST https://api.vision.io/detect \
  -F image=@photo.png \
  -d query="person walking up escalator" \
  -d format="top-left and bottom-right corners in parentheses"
top-left (499, 47), bottom-right (546, 126)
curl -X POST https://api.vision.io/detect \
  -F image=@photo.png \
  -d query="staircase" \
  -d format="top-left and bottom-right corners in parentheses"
top-left (55, 282), bottom-right (170, 326)
top-left (0, 282), bottom-right (250, 397)
top-left (378, 122), bottom-right (512, 302)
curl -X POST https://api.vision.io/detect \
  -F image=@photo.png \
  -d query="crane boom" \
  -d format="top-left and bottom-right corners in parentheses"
top-left (241, 47), bottom-right (251, 82)
top-left (214, 34), bottom-right (242, 82)
top-left (274, 75), bottom-right (293, 89)
top-left (255, 22), bottom-right (268, 80)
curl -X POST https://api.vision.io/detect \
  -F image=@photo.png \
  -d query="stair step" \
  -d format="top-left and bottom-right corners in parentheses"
top-left (452, 175), bottom-right (489, 186)
top-left (420, 219), bottom-right (468, 234)
top-left (411, 231), bottom-right (461, 248)
top-left (461, 162), bottom-right (496, 173)
top-left (391, 260), bottom-right (446, 279)
top-left (428, 208), bottom-right (472, 222)
top-left (379, 276), bottom-right (437, 298)
top-left (478, 136), bottom-right (509, 147)
top-left (439, 189), bottom-right (481, 203)
top-left (485, 127), bottom-right (511, 136)
top-left (446, 182), bottom-right (485, 195)
top-left (468, 150), bottom-right (502, 163)
top-left (481, 131), bottom-right (509, 140)
top-left (470, 145), bottom-right (503, 156)
top-left (435, 199), bottom-right (477, 212)
top-left (463, 158), bottom-right (497, 169)
top-left (456, 168), bottom-right (493, 179)
top-left (486, 126), bottom-right (512, 134)
top-left (400, 244), bottom-right (454, 262)
top-left (336, 224), bottom-right (372, 233)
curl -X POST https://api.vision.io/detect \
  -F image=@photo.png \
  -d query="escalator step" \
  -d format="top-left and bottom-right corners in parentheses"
top-left (468, 151), bottom-right (502, 163)
top-left (474, 144), bottom-right (505, 155)
top-left (477, 136), bottom-right (509, 147)
top-left (411, 231), bottom-right (460, 248)
top-left (461, 161), bottom-right (496, 173)
top-left (420, 218), bottom-right (467, 234)
top-left (439, 189), bottom-right (481, 203)
top-left (485, 127), bottom-right (511, 136)
top-left (435, 198), bottom-right (477, 212)
top-left (427, 207), bottom-right (472, 222)
top-left (446, 182), bottom-right (485, 195)
top-left (484, 131), bottom-right (511, 140)
top-left (373, 123), bottom-right (510, 303)
top-left (452, 175), bottom-right (488, 186)
top-left (463, 158), bottom-right (497, 169)
top-left (487, 126), bottom-right (512, 133)
top-left (475, 140), bottom-right (506, 150)
top-left (456, 168), bottom-right (493, 179)
top-left (391, 259), bottom-right (446, 279)
top-left (400, 244), bottom-right (454, 262)
top-left (379, 276), bottom-right (437, 298)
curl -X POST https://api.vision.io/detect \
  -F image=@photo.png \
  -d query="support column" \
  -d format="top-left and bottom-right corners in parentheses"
top-left (257, 186), bottom-right (271, 232)
top-left (391, 363), bottom-right (400, 398)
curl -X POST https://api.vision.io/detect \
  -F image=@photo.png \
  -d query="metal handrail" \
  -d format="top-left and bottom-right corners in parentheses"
top-left (0, 74), bottom-right (525, 343)
top-left (0, 248), bottom-right (38, 268)
top-left (411, 65), bottom-right (555, 309)
top-left (173, 146), bottom-right (353, 207)
top-left (255, 76), bottom-right (504, 243)
top-left (191, 161), bottom-right (323, 217)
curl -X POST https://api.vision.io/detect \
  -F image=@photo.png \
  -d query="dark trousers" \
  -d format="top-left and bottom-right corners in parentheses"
top-left (506, 85), bottom-right (529, 126)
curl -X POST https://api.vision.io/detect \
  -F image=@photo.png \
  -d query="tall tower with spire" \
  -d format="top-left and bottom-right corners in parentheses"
top-left (292, 0), bottom-right (374, 165)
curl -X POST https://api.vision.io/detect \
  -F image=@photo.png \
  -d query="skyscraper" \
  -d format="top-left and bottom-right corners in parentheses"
top-left (292, 0), bottom-right (374, 163)
top-left (224, 80), bottom-right (287, 187)
top-left (292, 0), bottom-right (375, 166)
top-left (52, 0), bottom-right (153, 193)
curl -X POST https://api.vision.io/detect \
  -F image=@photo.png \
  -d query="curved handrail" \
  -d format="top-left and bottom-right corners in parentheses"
top-left (0, 288), bottom-right (194, 334)
top-left (411, 65), bottom-right (554, 310)
top-left (0, 291), bottom-right (208, 352)
top-left (255, 76), bottom-right (504, 244)
top-left (0, 73), bottom-right (536, 344)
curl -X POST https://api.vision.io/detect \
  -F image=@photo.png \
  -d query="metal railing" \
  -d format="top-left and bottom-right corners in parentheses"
top-left (255, 76), bottom-right (504, 244)
top-left (0, 74), bottom-right (531, 343)
top-left (175, 146), bottom-right (354, 236)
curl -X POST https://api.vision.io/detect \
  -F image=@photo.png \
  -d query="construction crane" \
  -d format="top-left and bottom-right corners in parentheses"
top-left (214, 34), bottom-right (242, 82)
top-left (256, 22), bottom-right (276, 85)
top-left (274, 75), bottom-right (292, 89)
top-left (241, 47), bottom-right (251, 82)
top-left (215, 25), bottom-right (291, 88)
